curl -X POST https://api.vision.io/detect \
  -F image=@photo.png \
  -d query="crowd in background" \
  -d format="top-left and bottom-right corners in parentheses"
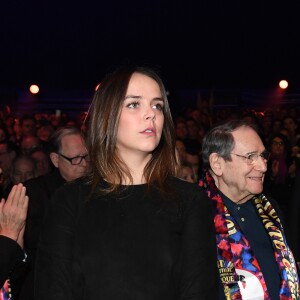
top-left (1, 103), bottom-right (300, 219)
top-left (0, 101), bottom-right (300, 280)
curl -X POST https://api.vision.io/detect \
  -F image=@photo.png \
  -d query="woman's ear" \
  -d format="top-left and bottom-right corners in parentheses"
top-left (209, 153), bottom-right (223, 176)
top-left (50, 152), bottom-right (59, 168)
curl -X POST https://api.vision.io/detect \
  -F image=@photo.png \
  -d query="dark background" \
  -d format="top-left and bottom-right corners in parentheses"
top-left (1, 1), bottom-right (300, 102)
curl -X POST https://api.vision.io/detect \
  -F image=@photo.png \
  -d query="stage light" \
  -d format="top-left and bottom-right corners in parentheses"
top-left (279, 80), bottom-right (288, 89)
top-left (29, 84), bottom-right (40, 94)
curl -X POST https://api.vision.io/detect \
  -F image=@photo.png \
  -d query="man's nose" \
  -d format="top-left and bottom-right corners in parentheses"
top-left (254, 156), bottom-right (267, 172)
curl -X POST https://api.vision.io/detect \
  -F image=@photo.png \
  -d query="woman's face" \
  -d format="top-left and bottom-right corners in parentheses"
top-left (283, 117), bottom-right (297, 133)
top-left (116, 72), bottom-right (164, 160)
top-left (271, 137), bottom-right (285, 155)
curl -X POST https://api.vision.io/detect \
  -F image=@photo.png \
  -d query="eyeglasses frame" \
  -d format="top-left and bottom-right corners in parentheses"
top-left (57, 153), bottom-right (89, 165)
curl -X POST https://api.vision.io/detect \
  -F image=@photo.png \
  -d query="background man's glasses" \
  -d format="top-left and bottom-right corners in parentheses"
top-left (231, 151), bottom-right (270, 165)
top-left (58, 153), bottom-right (89, 165)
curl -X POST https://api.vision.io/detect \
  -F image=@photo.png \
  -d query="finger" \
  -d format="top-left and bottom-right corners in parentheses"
top-left (0, 198), bottom-right (4, 210)
top-left (18, 195), bottom-right (29, 219)
top-left (5, 184), bottom-right (18, 207)
top-left (13, 183), bottom-right (24, 205)
top-left (18, 185), bottom-right (27, 206)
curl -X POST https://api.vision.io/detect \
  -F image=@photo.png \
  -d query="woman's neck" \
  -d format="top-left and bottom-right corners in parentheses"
top-left (119, 152), bottom-right (152, 185)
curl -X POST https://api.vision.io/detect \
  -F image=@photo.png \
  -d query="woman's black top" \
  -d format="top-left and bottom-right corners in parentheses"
top-left (35, 177), bottom-right (218, 300)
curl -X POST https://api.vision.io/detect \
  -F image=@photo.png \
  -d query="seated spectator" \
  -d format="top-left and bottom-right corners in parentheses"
top-left (175, 120), bottom-right (188, 141)
top-left (36, 125), bottom-right (54, 143)
top-left (186, 118), bottom-right (199, 140)
top-left (10, 155), bottom-right (37, 185)
top-left (178, 163), bottom-right (196, 184)
top-left (185, 150), bottom-right (201, 181)
top-left (48, 112), bottom-right (64, 129)
top-left (30, 148), bottom-right (52, 177)
top-left (19, 115), bottom-right (37, 139)
top-left (283, 116), bottom-right (300, 147)
top-left (20, 135), bottom-right (42, 155)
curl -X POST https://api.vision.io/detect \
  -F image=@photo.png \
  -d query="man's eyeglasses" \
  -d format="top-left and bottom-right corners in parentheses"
top-left (58, 153), bottom-right (89, 165)
top-left (231, 151), bottom-right (271, 165)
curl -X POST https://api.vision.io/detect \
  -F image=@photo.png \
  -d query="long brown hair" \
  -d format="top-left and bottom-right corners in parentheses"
top-left (86, 65), bottom-right (179, 195)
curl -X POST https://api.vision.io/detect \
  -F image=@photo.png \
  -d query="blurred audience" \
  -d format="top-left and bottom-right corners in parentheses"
top-left (264, 133), bottom-right (298, 218)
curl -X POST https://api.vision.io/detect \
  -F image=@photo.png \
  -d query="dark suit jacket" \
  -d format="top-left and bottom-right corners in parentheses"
top-left (17, 169), bottom-right (66, 300)
top-left (24, 169), bottom-right (66, 251)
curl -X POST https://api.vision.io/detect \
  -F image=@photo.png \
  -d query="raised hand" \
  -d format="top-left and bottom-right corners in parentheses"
top-left (0, 183), bottom-right (29, 248)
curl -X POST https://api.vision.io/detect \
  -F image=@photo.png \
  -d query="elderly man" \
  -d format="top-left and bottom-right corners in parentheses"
top-left (199, 119), bottom-right (299, 300)
top-left (17, 126), bottom-right (89, 300)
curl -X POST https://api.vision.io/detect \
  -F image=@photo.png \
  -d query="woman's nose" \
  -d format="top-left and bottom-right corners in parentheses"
top-left (145, 107), bottom-right (156, 120)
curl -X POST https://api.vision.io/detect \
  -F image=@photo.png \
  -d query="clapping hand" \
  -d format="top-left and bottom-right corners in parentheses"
top-left (0, 183), bottom-right (29, 248)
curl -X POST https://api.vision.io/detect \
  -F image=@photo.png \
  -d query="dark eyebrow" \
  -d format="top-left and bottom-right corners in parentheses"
top-left (124, 95), bottom-right (164, 102)
top-left (153, 97), bottom-right (164, 102)
top-left (246, 150), bottom-right (267, 155)
top-left (124, 95), bottom-right (142, 100)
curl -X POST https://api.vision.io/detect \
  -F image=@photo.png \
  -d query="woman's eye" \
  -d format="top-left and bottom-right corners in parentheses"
top-left (127, 102), bottom-right (139, 109)
top-left (153, 103), bottom-right (164, 111)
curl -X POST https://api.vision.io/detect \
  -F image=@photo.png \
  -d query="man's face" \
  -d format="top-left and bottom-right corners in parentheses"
top-left (51, 134), bottom-right (88, 182)
top-left (31, 150), bottom-right (51, 176)
top-left (271, 137), bottom-right (285, 156)
top-left (21, 119), bottom-right (36, 136)
top-left (11, 158), bottom-right (36, 184)
top-left (21, 135), bottom-right (40, 154)
top-left (217, 126), bottom-right (267, 203)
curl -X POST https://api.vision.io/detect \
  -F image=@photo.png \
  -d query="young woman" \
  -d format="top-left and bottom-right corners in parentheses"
top-left (35, 66), bottom-right (217, 299)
